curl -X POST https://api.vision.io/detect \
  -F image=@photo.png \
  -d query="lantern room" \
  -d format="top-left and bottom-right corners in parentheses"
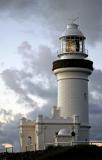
top-left (59, 23), bottom-right (86, 55)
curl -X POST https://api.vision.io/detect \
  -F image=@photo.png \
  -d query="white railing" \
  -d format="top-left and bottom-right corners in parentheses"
top-left (57, 49), bottom-right (88, 57)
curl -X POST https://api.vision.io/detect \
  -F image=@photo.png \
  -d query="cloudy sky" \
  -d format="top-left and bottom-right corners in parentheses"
top-left (0, 0), bottom-right (102, 151)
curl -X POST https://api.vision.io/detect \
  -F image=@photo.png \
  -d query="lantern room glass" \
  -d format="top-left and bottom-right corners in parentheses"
top-left (61, 36), bottom-right (85, 53)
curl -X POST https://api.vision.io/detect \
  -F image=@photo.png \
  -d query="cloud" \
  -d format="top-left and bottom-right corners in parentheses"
top-left (1, 69), bottom-right (37, 108)
top-left (1, 42), bottom-right (57, 110)
top-left (41, 0), bottom-right (102, 44)
top-left (89, 69), bottom-right (102, 115)
top-left (89, 70), bottom-right (102, 140)
top-left (18, 41), bottom-right (56, 75)
top-left (0, 113), bottom-right (22, 152)
top-left (27, 103), bottom-right (53, 120)
top-left (0, 0), bottom-right (102, 44)
top-left (0, 109), bottom-right (13, 123)
top-left (89, 69), bottom-right (102, 93)
top-left (0, 0), bottom-right (38, 19)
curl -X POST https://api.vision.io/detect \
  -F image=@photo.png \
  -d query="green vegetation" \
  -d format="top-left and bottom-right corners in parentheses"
top-left (0, 145), bottom-right (102, 160)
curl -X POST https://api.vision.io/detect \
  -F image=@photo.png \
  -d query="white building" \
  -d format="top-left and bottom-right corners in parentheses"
top-left (19, 23), bottom-right (93, 152)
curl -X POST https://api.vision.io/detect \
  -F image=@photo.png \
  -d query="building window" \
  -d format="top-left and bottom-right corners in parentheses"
top-left (27, 136), bottom-right (32, 145)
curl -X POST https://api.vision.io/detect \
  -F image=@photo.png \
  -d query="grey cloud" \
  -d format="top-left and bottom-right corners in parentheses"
top-left (18, 41), bottom-right (35, 59)
top-left (27, 104), bottom-right (53, 120)
top-left (18, 42), bottom-right (56, 76)
top-left (18, 42), bottom-right (57, 105)
top-left (0, 0), bottom-right (101, 43)
top-left (24, 80), bottom-right (57, 101)
top-left (89, 102), bottom-right (102, 140)
top-left (1, 69), bottom-right (25, 94)
top-left (89, 69), bottom-right (102, 115)
top-left (39, 0), bottom-right (102, 44)
top-left (1, 43), bottom-right (57, 110)
top-left (1, 69), bottom-right (37, 108)
top-left (0, 113), bottom-right (22, 152)
top-left (89, 69), bottom-right (102, 140)
top-left (0, 109), bottom-right (13, 122)
top-left (0, 0), bottom-right (38, 18)
top-left (89, 69), bottom-right (102, 93)
top-left (90, 104), bottom-right (102, 115)
top-left (90, 113), bottom-right (102, 140)
top-left (0, 106), bottom-right (53, 152)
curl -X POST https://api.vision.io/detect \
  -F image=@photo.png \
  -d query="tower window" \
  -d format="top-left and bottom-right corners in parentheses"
top-left (84, 92), bottom-right (87, 100)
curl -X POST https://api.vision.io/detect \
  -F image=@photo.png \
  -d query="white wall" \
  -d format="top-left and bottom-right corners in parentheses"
top-left (54, 68), bottom-right (92, 125)
top-left (36, 121), bottom-right (79, 150)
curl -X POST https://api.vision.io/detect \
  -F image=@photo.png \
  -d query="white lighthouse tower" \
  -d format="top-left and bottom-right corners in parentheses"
top-left (19, 23), bottom-right (94, 151)
top-left (52, 23), bottom-right (93, 141)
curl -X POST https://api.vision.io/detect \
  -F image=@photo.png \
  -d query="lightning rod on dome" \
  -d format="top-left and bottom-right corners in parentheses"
top-left (68, 16), bottom-right (79, 25)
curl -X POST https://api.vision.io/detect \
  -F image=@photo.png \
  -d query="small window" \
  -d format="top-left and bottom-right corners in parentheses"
top-left (84, 92), bottom-right (87, 100)
top-left (27, 136), bottom-right (32, 145)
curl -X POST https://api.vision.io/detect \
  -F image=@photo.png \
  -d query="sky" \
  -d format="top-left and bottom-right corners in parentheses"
top-left (0, 0), bottom-right (102, 151)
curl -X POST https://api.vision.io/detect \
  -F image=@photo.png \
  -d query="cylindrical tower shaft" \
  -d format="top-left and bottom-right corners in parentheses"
top-left (53, 66), bottom-right (92, 125)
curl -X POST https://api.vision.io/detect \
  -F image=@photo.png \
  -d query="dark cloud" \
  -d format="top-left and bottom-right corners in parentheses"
top-left (90, 113), bottom-right (102, 140)
top-left (0, 0), bottom-right (38, 19)
top-left (1, 42), bottom-right (57, 110)
top-left (89, 102), bottom-right (102, 140)
top-left (18, 41), bottom-right (35, 59)
top-left (27, 103), bottom-right (53, 120)
top-left (0, 108), bottom-right (22, 151)
top-left (0, 109), bottom-right (13, 122)
top-left (40, 0), bottom-right (102, 44)
top-left (24, 80), bottom-right (57, 101)
top-left (18, 41), bottom-right (56, 76)
top-left (0, 113), bottom-right (22, 152)
top-left (0, 0), bottom-right (102, 43)
top-left (89, 69), bottom-right (102, 93)
top-left (89, 69), bottom-right (102, 140)
top-left (90, 104), bottom-right (102, 115)
top-left (1, 69), bottom-right (37, 108)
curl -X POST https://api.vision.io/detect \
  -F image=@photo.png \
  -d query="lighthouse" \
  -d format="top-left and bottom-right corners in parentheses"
top-left (52, 23), bottom-right (93, 141)
top-left (19, 22), bottom-right (94, 151)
